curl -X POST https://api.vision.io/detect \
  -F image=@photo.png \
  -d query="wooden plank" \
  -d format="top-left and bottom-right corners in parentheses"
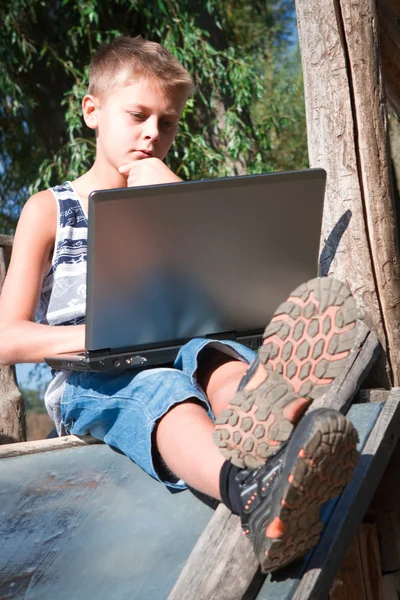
top-left (383, 571), bottom-right (400, 600)
top-left (367, 440), bottom-right (400, 514)
top-left (358, 522), bottom-right (384, 600)
top-left (0, 443), bottom-right (214, 599)
top-left (374, 511), bottom-right (400, 573)
top-left (0, 234), bottom-right (13, 248)
top-left (169, 402), bottom-right (382, 600)
top-left (0, 434), bottom-right (100, 458)
top-left (357, 389), bottom-right (390, 403)
top-left (0, 246), bottom-right (25, 444)
top-left (329, 522), bottom-right (383, 600)
top-left (329, 533), bottom-right (367, 600)
top-left (168, 505), bottom-right (259, 600)
top-left (292, 389), bottom-right (400, 600)
top-left (311, 321), bottom-right (380, 415)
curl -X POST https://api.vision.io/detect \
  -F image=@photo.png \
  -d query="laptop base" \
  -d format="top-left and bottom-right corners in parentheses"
top-left (45, 331), bottom-right (263, 373)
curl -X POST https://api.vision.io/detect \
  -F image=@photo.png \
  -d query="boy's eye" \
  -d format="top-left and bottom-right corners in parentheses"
top-left (162, 120), bottom-right (176, 129)
top-left (129, 112), bottom-right (145, 120)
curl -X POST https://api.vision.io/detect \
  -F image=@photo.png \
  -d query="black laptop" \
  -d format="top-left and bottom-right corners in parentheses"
top-left (45, 169), bottom-right (326, 372)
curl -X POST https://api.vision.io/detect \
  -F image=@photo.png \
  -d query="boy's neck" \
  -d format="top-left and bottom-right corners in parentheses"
top-left (72, 160), bottom-right (128, 202)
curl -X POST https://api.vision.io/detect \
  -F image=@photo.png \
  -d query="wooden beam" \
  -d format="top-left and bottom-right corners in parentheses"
top-left (311, 321), bottom-right (380, 414)
top-left (168, 505), bottom-right (258, 600)
top-left (0, 434), bottom-right (100, 459)
top-left (0, 234), bottom-right (13, 248)
top-left (383, 571), bottom-right (400, 599)
top-left (367, 439), bottom-right (400, 514)
top-left (329, 532), bottom-right (367, 600)
top-left (357, 389), bottom-right (390, 403)
top-left (358, 522), bottom-right (384, 600)
top-left (374, 511), bottom-right (400, 573)
top-left (0, 247), bottom-right (25, 444)
top-left (296, 0), bottom-right (400, 386)
top-left (329, 522), bottom-right (384, 599)
top-left (292, 389), bottom-right (400, 599)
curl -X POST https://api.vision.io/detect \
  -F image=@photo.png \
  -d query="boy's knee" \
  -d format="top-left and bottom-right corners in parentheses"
top-left (196, 347), bottom-right (245, 391)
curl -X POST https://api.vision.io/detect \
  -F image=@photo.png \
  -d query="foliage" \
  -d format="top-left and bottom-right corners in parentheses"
top-left (21, 387), bottom-right (46, 415)
top-left (0, 0), bottom-right (308, 232)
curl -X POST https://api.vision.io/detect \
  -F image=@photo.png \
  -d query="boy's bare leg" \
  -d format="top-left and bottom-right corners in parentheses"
top-left (155, 358), bottom-right (247, 499)
top-left (156, 351), bottom-right (314, 497)
top-left (156, 351), bottom-right (249, 500)
top-left (156, 401), bottom-right (224, 499)
top-left (201, 355), bottom-right (249, 418)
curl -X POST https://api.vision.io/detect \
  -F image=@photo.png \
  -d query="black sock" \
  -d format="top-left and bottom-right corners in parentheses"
top-left (219, 460), bottom-right (244, 516)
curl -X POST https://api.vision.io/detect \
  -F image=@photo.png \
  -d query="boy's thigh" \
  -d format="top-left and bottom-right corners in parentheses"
top-left (61, 366), bottom-right (211, 434)
top-left (60, 337), bottom-right (255, 433)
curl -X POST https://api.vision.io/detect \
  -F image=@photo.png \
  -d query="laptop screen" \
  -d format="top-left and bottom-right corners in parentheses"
top-left (86, 169), bottom-right (326, 352)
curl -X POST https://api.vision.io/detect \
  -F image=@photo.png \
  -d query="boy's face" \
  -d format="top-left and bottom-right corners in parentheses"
top-left (86, 77), bottom-right (188, 170)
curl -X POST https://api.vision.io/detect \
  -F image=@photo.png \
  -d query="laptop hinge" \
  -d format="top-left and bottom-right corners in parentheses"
top-left (206, 331), bottom-right (238, 341)
top-left (86, 348), bottom-right (111, 357)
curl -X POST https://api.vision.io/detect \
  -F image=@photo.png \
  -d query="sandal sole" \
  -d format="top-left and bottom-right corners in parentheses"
top-left (250, 409), bottom-right (359, 573)
top-left (213, 278), bottom-right (358, 468)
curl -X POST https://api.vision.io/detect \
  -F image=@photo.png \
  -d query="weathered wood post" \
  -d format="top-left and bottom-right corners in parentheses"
top-left (295, 0), bottom-right (400, 386)
top-left (295, 0), bottom-right (400, 596)
top-left (0, 235), bottom-right (26, 443)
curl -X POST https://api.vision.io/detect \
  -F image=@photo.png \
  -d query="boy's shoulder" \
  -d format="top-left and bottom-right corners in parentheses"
top-left (18, 188), bottom-right (58, 242)
top-left (25, 180), bottom-right (78, 215)
top-left (24, 188), bottom-right (55, 215)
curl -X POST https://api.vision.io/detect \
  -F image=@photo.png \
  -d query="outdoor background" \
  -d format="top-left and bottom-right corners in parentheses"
top-left (1, 0), bottom-right (399, 439)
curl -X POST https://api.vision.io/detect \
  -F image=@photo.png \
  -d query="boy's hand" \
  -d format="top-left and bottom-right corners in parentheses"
top-left (118, 157), bottom-right (182, 187)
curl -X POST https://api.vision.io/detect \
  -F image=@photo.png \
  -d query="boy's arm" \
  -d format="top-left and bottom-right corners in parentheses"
top-left (0, 191), bottom-right (85, 365)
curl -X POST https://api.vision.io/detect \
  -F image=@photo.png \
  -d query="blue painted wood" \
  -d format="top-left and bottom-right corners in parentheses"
top-left (255, 401), bottom-right (384, 600)
top-left (0, 403), bottom-right (383, 600)
top-left (0, 444), bottom-right (213, 600)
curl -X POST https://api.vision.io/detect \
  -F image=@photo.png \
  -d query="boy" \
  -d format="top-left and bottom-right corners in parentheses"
top-left (0, 36), bottom-right (360, 573)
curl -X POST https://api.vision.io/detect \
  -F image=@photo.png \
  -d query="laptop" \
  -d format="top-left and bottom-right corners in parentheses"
top-left (45, 168), bottom-right (326, 372)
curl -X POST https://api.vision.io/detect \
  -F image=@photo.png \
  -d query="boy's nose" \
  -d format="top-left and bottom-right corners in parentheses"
top-left (143, 117), bottom-right (160, 142)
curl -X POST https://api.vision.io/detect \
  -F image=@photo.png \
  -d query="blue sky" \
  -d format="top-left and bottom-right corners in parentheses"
top-left (15, 362), bottom-right (51, 390)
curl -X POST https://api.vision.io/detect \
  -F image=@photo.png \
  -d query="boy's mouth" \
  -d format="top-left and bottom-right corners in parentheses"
top-left (135, 149), bottom-right (153, 158)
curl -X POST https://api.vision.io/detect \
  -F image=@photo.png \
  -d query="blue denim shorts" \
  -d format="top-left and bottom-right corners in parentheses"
top-left (61, 338), bottom-right (256, 490)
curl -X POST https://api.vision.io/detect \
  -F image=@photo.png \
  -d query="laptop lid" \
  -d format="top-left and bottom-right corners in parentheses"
top-left (86, 169), bottom-right (326, 353)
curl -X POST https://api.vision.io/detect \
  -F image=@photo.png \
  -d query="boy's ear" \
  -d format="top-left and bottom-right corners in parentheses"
top-left (82, 94), bottom-right (100, 130)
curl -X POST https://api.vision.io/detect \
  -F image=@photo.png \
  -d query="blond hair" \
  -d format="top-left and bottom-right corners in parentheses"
top-left (88, 36), bottom-right (195, 98)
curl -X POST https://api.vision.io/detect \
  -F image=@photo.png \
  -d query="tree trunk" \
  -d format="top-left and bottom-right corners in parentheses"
top-left (295, 0), bottom-right (400, 387)
top-left (0, 243), bottom-right (26, 443)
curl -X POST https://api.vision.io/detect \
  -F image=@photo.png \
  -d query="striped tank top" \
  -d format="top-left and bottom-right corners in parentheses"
top-left (36, 181), bottom-right (88, 433)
